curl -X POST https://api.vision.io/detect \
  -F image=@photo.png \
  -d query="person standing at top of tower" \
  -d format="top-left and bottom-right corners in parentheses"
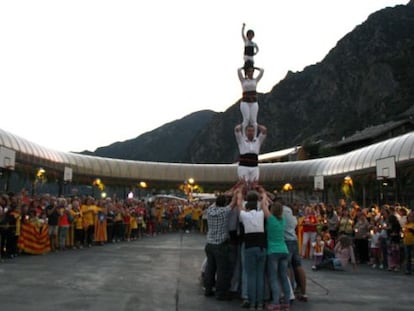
top-left (242, 23), bottom-right (259, 68)
top-left (238, 65), bottom-right (264, 137)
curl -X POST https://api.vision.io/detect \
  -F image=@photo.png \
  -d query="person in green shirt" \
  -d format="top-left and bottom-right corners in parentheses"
top-left (258, 186), bottom-right (291, 311)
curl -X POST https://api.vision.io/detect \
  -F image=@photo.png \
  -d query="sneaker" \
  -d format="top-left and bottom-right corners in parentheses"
top-left (297, 294), bottom-right (308, 302)
top-left (379, 264), bottom-right (384, 270)
top-left (241, 300), bottom-right (250, 308)
top-left (204, 289), bottom-right (214, 297)
top-left (281, 303), bottom-right (290, 311)
top-left (311, 265), bottom-right (317, 270)
top-left (372, 264), bottom-right (376, 269)
top-left (394, 267), bottom-right (400, 272)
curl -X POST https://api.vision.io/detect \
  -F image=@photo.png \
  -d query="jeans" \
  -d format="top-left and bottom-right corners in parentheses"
top-left (58, 226), bottom-right (69, 248)
top-left (267, 253), bottom-right (291, 304)
top-left (204, 242), bottom-right (231, 298)
top-left (244, 246), bottom-right (266, 306)
top-left (240, 242), bottom-right (249, 299)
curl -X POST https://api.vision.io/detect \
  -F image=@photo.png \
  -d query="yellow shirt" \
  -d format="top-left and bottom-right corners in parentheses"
top-left (403, 222), bottom-right (414, 245)
top-left (70, 209), bottom-right (83, 230)
top-left (130, 216), bottom-right (138, 229)
top-left (81, 204), bottom-right (97, 226)
top-left (192, 206), bottom-right (202, 221)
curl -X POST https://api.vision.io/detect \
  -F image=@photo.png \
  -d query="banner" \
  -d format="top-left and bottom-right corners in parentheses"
top-left (18, 223), bottom-right (51, 255)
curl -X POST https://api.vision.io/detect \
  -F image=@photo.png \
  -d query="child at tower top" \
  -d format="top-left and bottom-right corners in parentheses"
top-left (242, 23), bottom-right (259, 68)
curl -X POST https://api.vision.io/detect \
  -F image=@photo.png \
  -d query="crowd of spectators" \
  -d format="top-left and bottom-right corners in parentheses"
top-left (0, 189), bottom-right (210, 260)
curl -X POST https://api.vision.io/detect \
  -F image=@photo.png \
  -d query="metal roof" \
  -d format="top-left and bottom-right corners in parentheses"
top-left (1, 128), bottom-right (414, 184)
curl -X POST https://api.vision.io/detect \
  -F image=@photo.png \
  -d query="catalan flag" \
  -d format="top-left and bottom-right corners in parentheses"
top-left (18, 223), bottom-right (51, 255)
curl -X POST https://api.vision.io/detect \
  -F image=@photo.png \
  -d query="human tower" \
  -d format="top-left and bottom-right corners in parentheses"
top-left (234, 23), bottom-right (267, 190)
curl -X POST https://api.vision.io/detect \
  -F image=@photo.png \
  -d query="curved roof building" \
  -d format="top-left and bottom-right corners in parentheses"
top-left (1, 128), bottom-right (414, 187)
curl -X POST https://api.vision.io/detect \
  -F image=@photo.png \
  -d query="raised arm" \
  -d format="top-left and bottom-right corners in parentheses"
top-left (241, 23), bottom-right (246, 42)
top-left (257, 186), bottom-right (271, 218)
top-left (257, 124), bottom-right (267, 136)
top-left (234, 124), bottom-right (243, 144)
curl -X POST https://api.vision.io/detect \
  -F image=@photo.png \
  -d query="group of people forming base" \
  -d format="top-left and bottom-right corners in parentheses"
top-left (202, 182), bottom-right (307, 311)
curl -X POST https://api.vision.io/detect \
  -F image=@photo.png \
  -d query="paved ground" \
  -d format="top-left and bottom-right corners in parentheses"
top-left (0, 232), bottom-right (413, 311)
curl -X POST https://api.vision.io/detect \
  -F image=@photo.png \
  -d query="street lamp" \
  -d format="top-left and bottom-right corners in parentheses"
top-left (342, 175), bottom-right (353, 200)
top-left (138, 181), bottom-right (148, 199)
top-left (282, 183), bottom-right (293, 203)
top-left (33, 167), bottom-right (46, 195)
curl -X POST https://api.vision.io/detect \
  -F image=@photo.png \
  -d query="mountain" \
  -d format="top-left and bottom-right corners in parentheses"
top-left (86, 110), bottom-right (217, 162)
top-left (85, 2), bottom-right (414, 164)
top-left (189, 1), bottom-right (414, 163)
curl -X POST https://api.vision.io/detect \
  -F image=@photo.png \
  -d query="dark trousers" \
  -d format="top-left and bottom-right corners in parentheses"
top-left (354, 238), bottom-right (369, 263)
top-left (204, 242), bottom-right (231, 298)
top-left (106, 220), bottom-right (114, 242)
top-left (85, 225), bottom-right (94, 245)
top-left (0, 229), bottom-right (6, 258)
top-left (74, 229), bottom-right (84, 246)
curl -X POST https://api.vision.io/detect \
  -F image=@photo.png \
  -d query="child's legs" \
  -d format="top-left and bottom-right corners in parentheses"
top-left (314, 255), bottom-right (323, 265)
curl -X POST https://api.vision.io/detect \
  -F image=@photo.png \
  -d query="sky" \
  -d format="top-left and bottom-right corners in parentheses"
top-left (0, 0), bottom-right (408, 153)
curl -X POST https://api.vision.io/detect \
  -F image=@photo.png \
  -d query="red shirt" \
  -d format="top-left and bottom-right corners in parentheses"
top-left (302, 215), bottom-right (317, 232)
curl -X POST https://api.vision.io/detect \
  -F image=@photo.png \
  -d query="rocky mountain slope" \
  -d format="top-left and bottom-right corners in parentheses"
top-left (85, 2), bottom-right (414, 164)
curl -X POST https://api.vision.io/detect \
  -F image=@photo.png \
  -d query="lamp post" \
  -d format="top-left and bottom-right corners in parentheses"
top-left (342, 175), bottom-right (353, 203)
top-left (282, 183), bottom-right (293, 203)
top-left (139, 181), bottom-right (147, 199)
top-left (32, 167), bottom-right (46, 195)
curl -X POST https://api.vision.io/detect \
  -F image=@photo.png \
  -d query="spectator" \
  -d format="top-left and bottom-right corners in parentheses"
top-left (386, 213), bottom-right (402, 272)
top-left (369, 226), bottom-right (381, 268)
top-left (301, 206), bottom-right (318, 258)
top-left (57, 198), bottom-right (71, 250)
top-left (353, 211), bottom-right (370, 264)
top-left (337, 208), bottom-right (354, 237)
top-left (46, 196), bottom-right (59, 251)
top-left (70, 199), bottom-right (84, 249)
top-left (282, 203), bottom-right (308, 302)
top-left (313, 235), bottom-right (356, 271)
top-left (403, 211), bottom-right (414, 275)
top-left (325, 204), bottom-right (338, 240)
top-left (311, 233), bottom-right (325, 270)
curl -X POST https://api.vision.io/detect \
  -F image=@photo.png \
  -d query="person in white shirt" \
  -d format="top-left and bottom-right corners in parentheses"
top-left (238, 65), bottom-right (264, 137)
top-left (234, 123), bottom-right (266, 185)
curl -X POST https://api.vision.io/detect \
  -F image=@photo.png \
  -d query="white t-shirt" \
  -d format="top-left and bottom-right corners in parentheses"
top-left (239, 209), bottom-right (264, 234)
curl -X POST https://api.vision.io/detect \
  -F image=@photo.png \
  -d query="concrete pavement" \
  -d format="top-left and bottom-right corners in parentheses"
top-left (0, 232), bottom-right (413, 311)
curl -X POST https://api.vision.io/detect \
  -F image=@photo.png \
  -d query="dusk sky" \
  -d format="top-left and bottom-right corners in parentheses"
top-left (0, 0), bottom-right (407, 152)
